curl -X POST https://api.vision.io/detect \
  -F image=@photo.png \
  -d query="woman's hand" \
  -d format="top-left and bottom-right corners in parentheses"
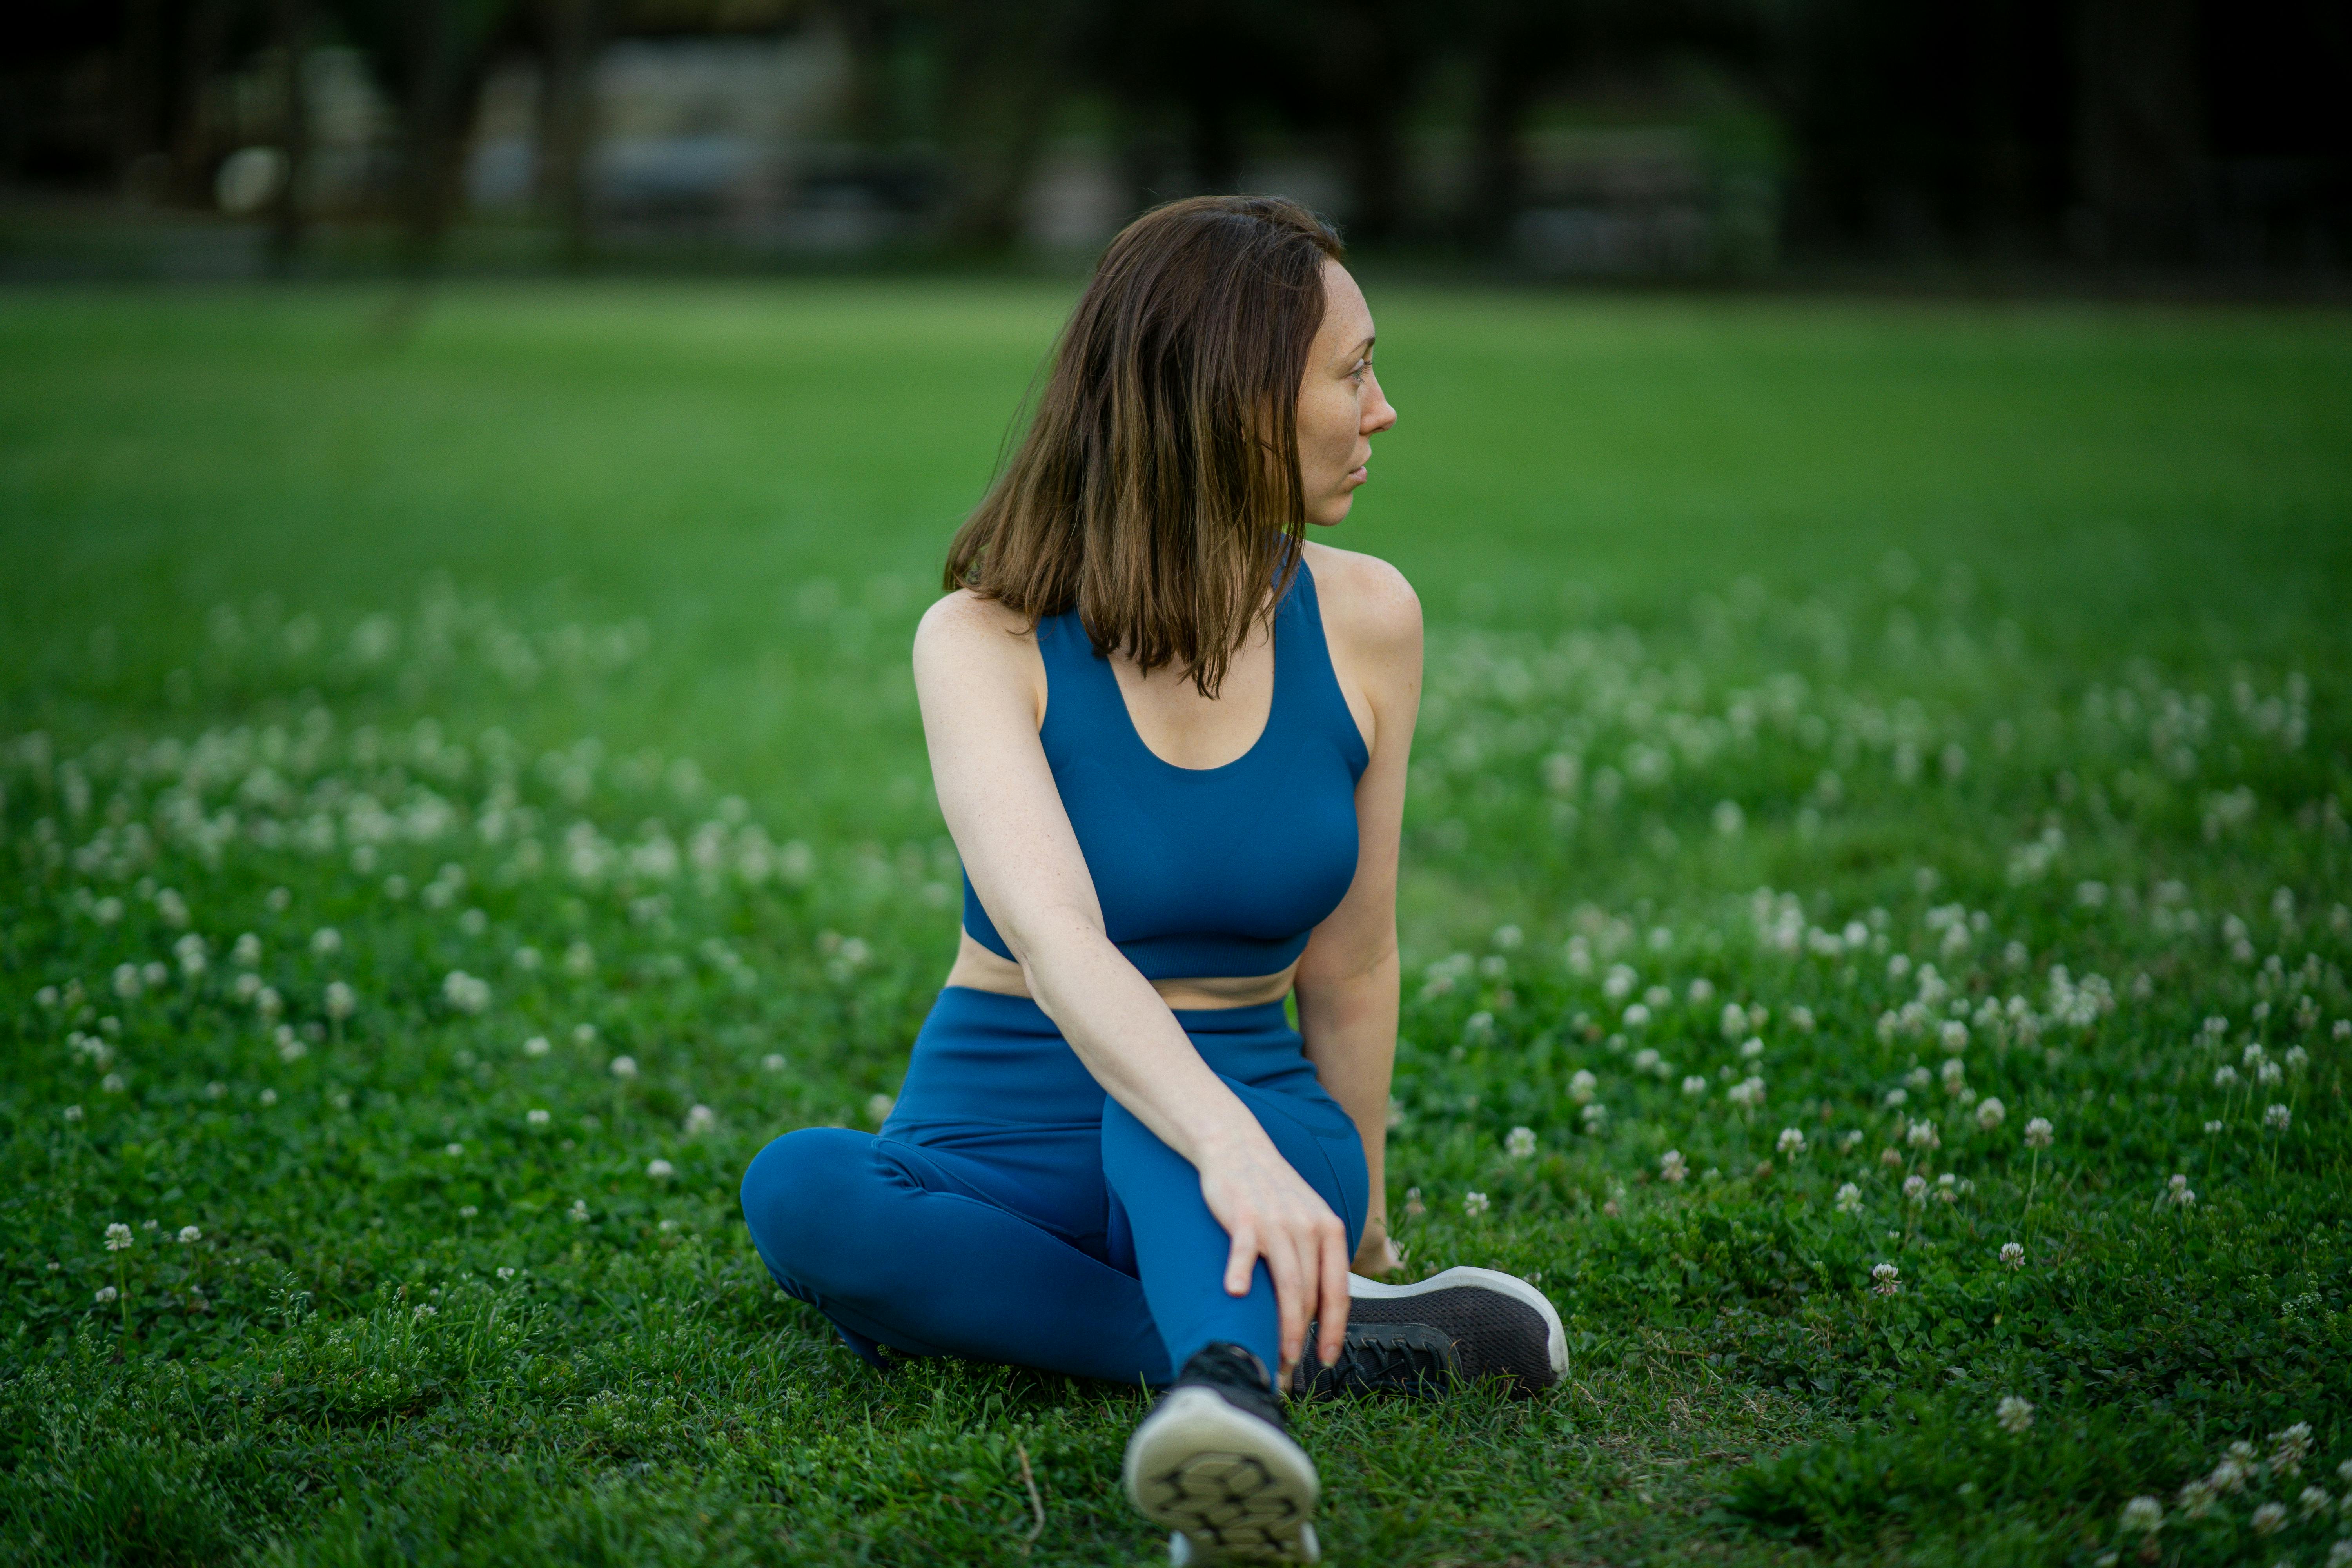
top-left (1195, 1135), bottom-right (1351, 1382)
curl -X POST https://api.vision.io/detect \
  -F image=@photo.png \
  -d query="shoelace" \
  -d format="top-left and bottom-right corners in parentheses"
top-left (1298, 1323), bottom-right (1457, 1397)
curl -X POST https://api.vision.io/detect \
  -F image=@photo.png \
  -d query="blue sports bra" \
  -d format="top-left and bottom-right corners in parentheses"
top-left (961, 558), bottom-right (1372, 980)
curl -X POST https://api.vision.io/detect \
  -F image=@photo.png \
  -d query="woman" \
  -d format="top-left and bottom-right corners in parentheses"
top-left (741, 196), bottom-right (1564, 1565)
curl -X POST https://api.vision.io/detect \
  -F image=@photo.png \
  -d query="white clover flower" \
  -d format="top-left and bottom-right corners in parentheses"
top-left (2024, 1117), bottom-right (2053, 1149)
top-left (497, 1267), bottom-right (517, 1281)
top-left (1791, 1006), bottom-right (1816, 1033)
top-left (2000, 1241), bottom-right (2025, 1269)
top-left (113, 963), bottom-right (142, 1000)
top-left (866, 1093), bottom-right (895, 1127)
top-left (104, 1222), bottom-right (133, 1251)
top-left (177, 1225), bottom-right (200, 1243)
top-left (2203, 1119), bottom-right (2222, 1133)
top-left (1777, 1127), bottom-right (1805, 1156)
top-left (609, 1055), bottom-right (638, 1080)
top-left (1659, 1149), bottom-right (1688, 1183)
top-left (413, 1303), bottom-right (437, 1321)
top-left (2284, 1045), bottom-right (2308, 1070)
top-left (324, 981), bottom-right (355, 1020)
top-left (2264, 1103), bottom-right (2291, 1131)
top-left (256, 985), bottom-right (283, 1018)
top-left (686, 1105), bottom-right (718, 1137)
top-left (2252, 1501), bottom-right (2287, 1535)
top-left (512, 946), bottom-right (542, 972)
top-left (1462, 1190), bottom-right (1491, 1217)
top-left (1835, 1183), bottom-right (1862, 1214)
top-left (96, 1285), bottom-right (119, 1303)
top-left (232, 933), bottom-right (262, 967)
top-left (646, 1159), bottom-right (675, 1180)
top-left (2273, 1422), bottom-right (2314, 1473)
top-left (1906, 1118), bottom-right (1940, 1150)
top-left (1621, 1003), bottom-right (1651, 1029)
top-left (441, 970), bottom-right (490, 1014)
top-left (527, 1108), bottom-right (550, 1126)
top-left (2176, 1477), bottom-right (2216, 1518)
top-left (63, 1104), bottom-right (84, 1123)
top-left (1903, 1174), bottom-right (1927, 1203)
top-left (1727, 1076), bottom-right (1765, 1109)
top-left (1506, 1126), bottom-right (1537, 1159)
top-left (311, 927), bottom-right (342, 956)
top-left (1939, 1020), bottom-right (1968, 1053)
top-left (2212, 1064), bottom-right (2238, 1087)
top-left (2258, 1060), bottom-right (2283, 1085)
top-left (523, 1035), bottom-right (551, 1057)
top-left (1870, 1262), bottom-right (1900, 1295)
top-left (1840, 1129), bottom-right (1865, 1150)
top-left (568, 1200), bottom-right (590, 1223)
top-left (258, 1088), bottom-right (277, 1105)
top-left (2299, 1485), bottom-right (2332, 1518)
top-left (276, 1029), bottom-right (305, 1063)
top-left (1996, 1395), bottom-right (2033, 1432)
top-left (1975, 1097), bottom-right (2006, 1130)
top-left (2330, 1539), bottom-right (2352, 1568)
top-left (1580, 1103), bottom-right (1608, 1129)
top-left (1569, 1069), bottom-right (1597, 1104)
top-left (2118, 1496), bottom-right (2163, 1534)
top-left (762, 1053), bottom-right (786, 1072)
top-left (445, 1142), bottom-right (463, 1156)
top-left (1883, 1087), bottom-right (1908, 1109)
top-left (1739, 1036), bottom-right (1765, 1060)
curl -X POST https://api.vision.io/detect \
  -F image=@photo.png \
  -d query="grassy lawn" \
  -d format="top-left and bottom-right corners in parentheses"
top-left (2, 279), bottom-right (2350, 1566)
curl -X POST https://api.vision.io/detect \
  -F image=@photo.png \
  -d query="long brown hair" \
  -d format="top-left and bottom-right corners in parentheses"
top-left (943, 194), bottom-right (1345, 697)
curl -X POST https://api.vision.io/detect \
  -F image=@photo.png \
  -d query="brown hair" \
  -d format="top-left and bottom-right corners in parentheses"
top-left (943, 194), bottom-right (1345, 697)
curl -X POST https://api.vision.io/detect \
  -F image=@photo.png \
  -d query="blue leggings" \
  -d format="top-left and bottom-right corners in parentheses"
top-left (739, 987), bottom-right (1368, 1384)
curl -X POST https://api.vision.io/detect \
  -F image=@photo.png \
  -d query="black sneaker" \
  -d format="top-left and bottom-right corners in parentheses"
top-left (1123, 1342), bottom-right (1321, 1565)
top-left (1295, 1266), bottom-right (1566, 1400)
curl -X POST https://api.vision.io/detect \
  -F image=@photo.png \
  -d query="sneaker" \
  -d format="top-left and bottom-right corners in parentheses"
top-left (1123, 1342), bottom-right (1321, 1565)
top-left (1294, 1266), bottom-right (1566, 1399)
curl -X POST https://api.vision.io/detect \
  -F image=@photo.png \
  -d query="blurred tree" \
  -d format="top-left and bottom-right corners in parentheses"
top-left (334, 0), bottom-right (523, 269)
top-left (535, 0), bottom-right (601, 266)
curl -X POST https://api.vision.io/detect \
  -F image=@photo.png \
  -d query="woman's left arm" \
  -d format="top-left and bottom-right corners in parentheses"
top-left (1294, 547), bottom-right (1422, 1278)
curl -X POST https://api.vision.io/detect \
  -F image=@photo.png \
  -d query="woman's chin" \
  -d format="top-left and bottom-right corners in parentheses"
top-left (1307, 497), bottom-right (1354, 528)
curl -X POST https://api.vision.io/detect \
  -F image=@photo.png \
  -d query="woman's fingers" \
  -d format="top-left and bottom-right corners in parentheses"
top-left (1223, 1221), bottom-right (1257, 1297)
top-left (1266, 1231), bottom-right (1307, 1371)
top-left (1316, 1216), bottom-right (1351, 1365)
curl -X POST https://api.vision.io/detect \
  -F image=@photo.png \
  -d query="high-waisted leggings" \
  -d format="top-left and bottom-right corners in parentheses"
top-left (739, 986), bottom-right (1368, 1385)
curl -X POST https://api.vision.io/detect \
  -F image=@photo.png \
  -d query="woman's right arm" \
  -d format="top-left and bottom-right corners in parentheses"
top-left (913, 591), bottom-right (1352, 1378)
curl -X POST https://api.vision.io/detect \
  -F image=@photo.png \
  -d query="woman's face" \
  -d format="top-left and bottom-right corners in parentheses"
top-left (1295, 260), bottom-right (1397, 527)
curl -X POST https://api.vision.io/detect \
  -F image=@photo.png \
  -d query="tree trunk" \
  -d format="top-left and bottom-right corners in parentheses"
top-left (269, 0), bottom-right (312, 270)
top-left (2075, 0), bottom-right (2204, 263)
top-left (539, 0), bottom-right (600, 267)
top-left (1465, 41), bottom-right (1532, 250)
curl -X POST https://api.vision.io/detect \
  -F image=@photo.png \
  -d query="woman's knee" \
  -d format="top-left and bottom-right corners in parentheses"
top-left (739, 1127), bottom-right (885, 1269)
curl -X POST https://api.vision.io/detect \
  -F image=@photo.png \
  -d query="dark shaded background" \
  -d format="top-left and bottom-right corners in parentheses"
top-left (4, 0), bottom-right (2347, 284)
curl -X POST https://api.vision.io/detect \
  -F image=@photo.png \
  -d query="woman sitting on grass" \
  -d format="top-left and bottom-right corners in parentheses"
top-left (740, 195), bottom-right (1564, 1565)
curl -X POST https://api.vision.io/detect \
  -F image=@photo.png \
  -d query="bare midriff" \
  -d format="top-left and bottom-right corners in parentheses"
top-left (942, 929), bottom-right (1297, 1011)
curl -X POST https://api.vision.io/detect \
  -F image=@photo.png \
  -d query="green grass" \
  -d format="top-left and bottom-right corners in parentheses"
top-left (3, 279), bottom-right (2350, 1566)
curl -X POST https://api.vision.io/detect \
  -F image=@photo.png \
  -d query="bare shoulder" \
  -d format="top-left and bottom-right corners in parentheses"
top-left (1301, 541), bottom-right (1421, 654)
top-left (916, 588), bottom-right (1036, 661)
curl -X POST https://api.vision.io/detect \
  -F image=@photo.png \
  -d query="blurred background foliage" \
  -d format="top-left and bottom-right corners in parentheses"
top-left (4, 0), bottom-right (2348, 284)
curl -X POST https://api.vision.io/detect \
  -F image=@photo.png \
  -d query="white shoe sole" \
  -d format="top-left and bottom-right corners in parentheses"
top-left (1348, 1265), bottom-right (1570, 1380)
top-left (1123, 1386), bottom-right (1322, 1564)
